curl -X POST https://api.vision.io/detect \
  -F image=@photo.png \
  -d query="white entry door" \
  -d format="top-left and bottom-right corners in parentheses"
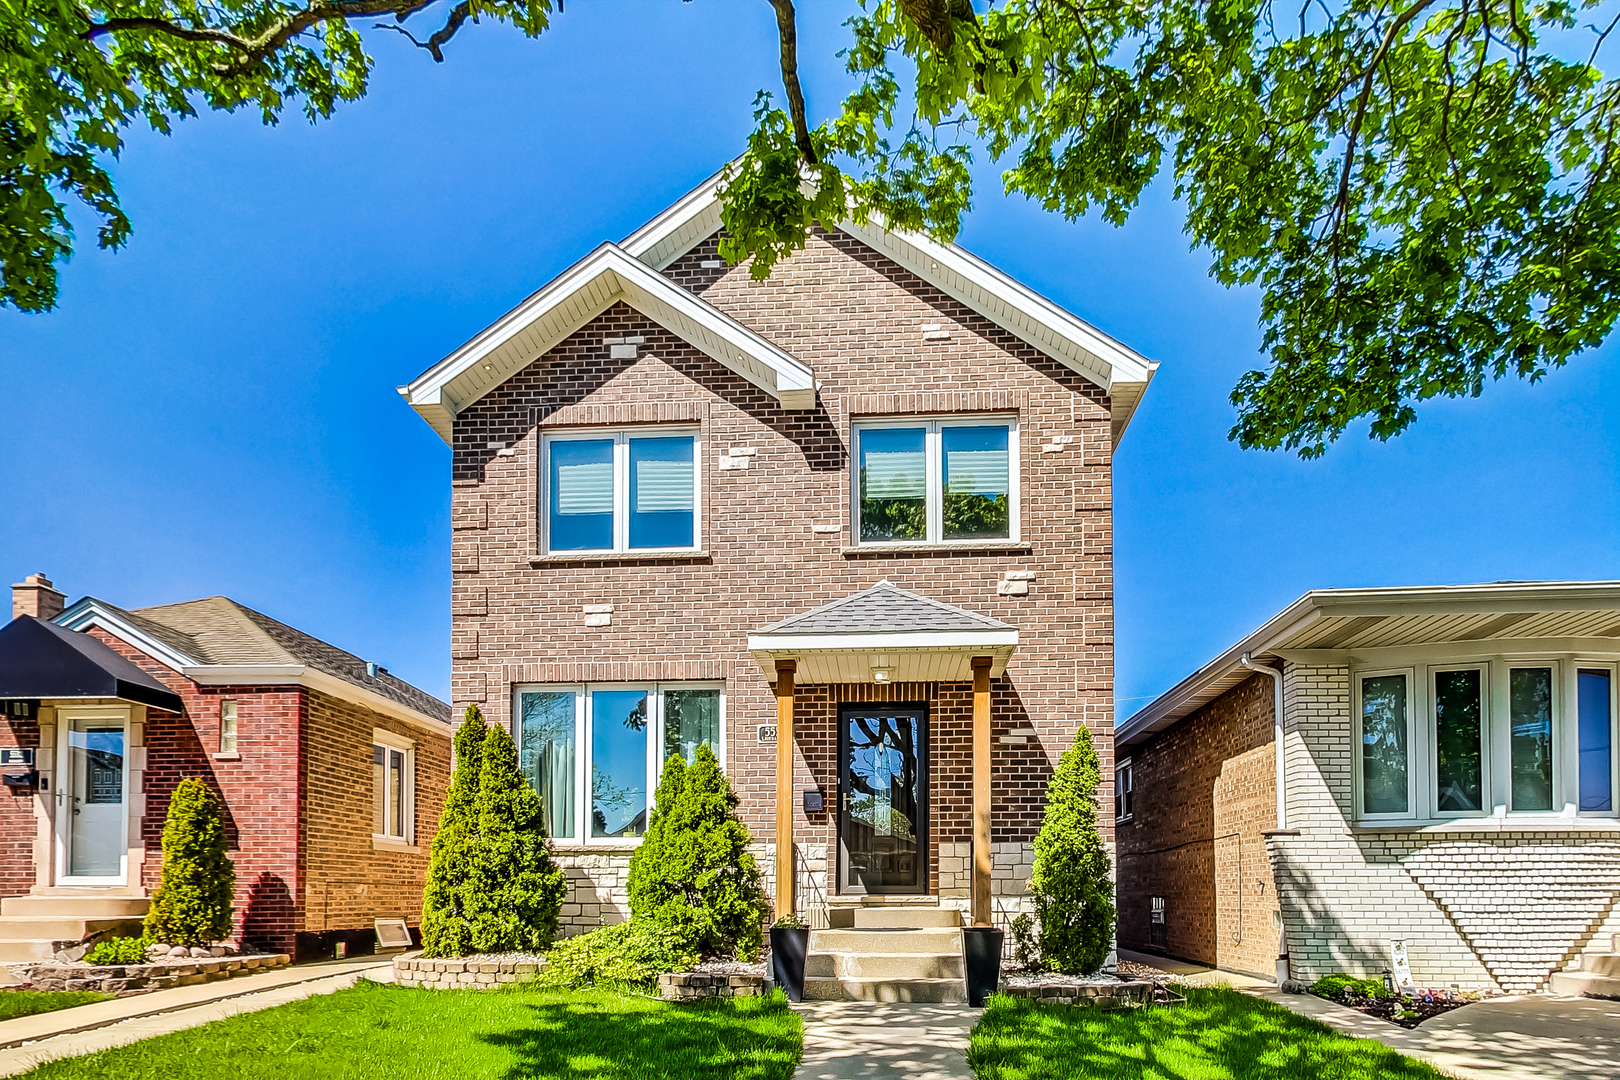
top-left (57, 711), bottom-right (130, 885)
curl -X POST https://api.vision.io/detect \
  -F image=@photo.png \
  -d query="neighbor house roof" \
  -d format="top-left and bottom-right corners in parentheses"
top-left (748, 580), bottom-right (1018, 684)
top-left (1117, 580), bottom-right (1620, 749)
top-left (401, 167), bottom-right (1158, 447)
top-left (57, 596), bottom-right (451, 730)
top-left (0, 615), bottom-right (184, 713)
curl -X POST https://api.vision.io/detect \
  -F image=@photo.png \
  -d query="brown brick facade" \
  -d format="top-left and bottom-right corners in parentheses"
top-left (447, 226), bottom-right (1118, 909)
top-left (1116, 674), bottom-right (1280, 979)
top-left (0, 714), bottom-right (40, 898)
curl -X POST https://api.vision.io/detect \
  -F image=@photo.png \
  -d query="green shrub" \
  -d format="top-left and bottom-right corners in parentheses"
top-left (464, 722), bottom-right (567, 953)
top-left (1311, 973), bottom-right (1393, 1000)
top-left (626, 744), bottom-right (769, 959)
top-left (1028, 727), bottom-right (1116, 975)
top-left (535, 920), bottom-right (701, 991)
top-left (143, 777), bottom-right (235, 947)
top-left (83, 936), bottom-right (150, 965)
top-left (1010, 913), bottom-right (1040, 970)
top-left (421, 706), bottom-right (487, 957)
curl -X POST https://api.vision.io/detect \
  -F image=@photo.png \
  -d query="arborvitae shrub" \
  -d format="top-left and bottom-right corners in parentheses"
top-left (464, 722), bottom-right (567, 953)
top-left (420, 705), bottom-right (487, 957)
top-left (144, 777), bottom-right (235, 947)
top-left (625, 744), bottom-right (769, 959)
top-left (1028, 727), bottom-right (1116, 974)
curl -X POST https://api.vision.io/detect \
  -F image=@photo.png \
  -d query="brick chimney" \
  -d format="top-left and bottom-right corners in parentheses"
top-left (12, 573), bottom-right (65, 622)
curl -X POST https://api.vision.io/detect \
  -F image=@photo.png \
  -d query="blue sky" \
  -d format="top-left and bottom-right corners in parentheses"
top-left (2, 2), bottom-right (1615, 718)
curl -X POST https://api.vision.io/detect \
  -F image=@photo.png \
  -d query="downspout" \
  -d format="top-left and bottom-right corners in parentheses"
top-left (1241, 652), bottom-right (1289, 988)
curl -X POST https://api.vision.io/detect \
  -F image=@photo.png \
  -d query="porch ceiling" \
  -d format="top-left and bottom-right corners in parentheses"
top-left (747, 580), bottom-right (1017, 685)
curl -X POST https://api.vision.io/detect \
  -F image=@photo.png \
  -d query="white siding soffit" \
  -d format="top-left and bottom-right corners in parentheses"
top-left (398, 242), bottom-right (816, 444)
top-left (1116, 579), bottom-right (1620, 749)
top-left (618, 168), bottom-right (1160, 447)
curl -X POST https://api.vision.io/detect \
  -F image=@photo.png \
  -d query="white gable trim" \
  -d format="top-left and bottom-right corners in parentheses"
top-left (619, 173), bottom-right (1158, 446)
top-left (398, 242), bottom-right (816, 444)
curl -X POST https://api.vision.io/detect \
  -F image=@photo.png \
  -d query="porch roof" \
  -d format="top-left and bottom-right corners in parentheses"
top-left (748, 580), bottom-right (1017, 684)
top-left (0, 615), bottom-right (183, 713)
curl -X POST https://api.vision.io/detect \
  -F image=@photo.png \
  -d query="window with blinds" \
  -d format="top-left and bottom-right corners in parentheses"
top-left (544, 428), bottom-right (699, 553)
top-left (854, 418), bottom-right (1017, 544)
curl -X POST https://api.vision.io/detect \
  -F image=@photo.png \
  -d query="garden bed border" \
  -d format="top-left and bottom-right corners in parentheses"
top-left (999, 978), bottom-right (1156, 1007)
top-left (21, 954), bottom-right (290, 996)
top-left (393, 955), bottom-right (547, 989)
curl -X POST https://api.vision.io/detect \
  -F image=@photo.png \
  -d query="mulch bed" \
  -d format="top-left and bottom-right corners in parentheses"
top-left (1314, 989), bottom-right (1476, 1028)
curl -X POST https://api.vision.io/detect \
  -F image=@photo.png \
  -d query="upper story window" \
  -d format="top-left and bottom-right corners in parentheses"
top-left (852, 418), bottom-right (1018, 545)
top-left (1115, 759), bottom-right (1134, 820)
top-left (543, 427), bottom-right (699, 554)
top-left (514, 682), bottom-right (723, 845)
top-left (1354, 658), bottom-right (1616, 822)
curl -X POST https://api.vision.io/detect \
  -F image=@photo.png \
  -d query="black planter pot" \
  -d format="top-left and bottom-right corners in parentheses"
top-left (770, 926), bottom-right (811, 1002)
top-left (961, 926), bottom-right (1005, 1007)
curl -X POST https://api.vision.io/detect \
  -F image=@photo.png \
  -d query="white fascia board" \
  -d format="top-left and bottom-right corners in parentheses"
top-left (747, 630), bottom-right (1019, 653)
top-left (620, 167), bottom-right (728, 270)
top-left (399, 243), bottom-right (813, 446)
top-left (184, 665), bottom-right (449, 734)
top-left (300, 668), bottom-right (453, 736)
top-left (181, 665), bottom-right (304, 682)
top-left (57, 600), bottom-right (199, 674)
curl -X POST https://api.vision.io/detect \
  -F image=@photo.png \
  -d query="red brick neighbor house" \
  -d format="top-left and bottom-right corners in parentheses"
top-left (396, 169), bottom-right (1157, 996)
top-left (1116, 582), bottom-right (1620, 994)
top-left (0, 574), bottom-right (452, 965)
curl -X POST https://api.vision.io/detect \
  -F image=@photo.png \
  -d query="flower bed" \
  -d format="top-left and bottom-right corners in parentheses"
top-left (1309, 975), bottom-right (1481, 1028)
top-left (393, 954), bottom-right (547, 989)
top-left (20, 953), bottom-right (289, 996)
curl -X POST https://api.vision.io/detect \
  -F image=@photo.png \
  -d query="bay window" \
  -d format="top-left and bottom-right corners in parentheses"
top-left (853, 418), bottom-right (1017, 544)
top-left (544, 428), bottom-right (698, 554)
top-left (1354, 658), bottom-right (1618, 822)
top-left (514, 683), bottom-right (723, 844)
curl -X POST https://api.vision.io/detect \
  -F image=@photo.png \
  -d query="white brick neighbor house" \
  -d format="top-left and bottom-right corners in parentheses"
top-left (1116, 582), bottom-right (1620, 994)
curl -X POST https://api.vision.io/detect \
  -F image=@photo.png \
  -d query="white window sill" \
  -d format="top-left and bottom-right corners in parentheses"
top-left (548, 842), bottom-right (641, 854)
top-left (843, 541), bottom-right (1032, 557)
top-left (372, 836), bottom-right (420, 853)
top-left (211, 753), bottom-right (241, 762)
top-left (529, 550), bottom-right (709, 566)
top-left (1353, 817), bottom-right (1620, 834)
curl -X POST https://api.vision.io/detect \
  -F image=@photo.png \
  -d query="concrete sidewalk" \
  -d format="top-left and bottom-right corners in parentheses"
top-left (0, 954), bottom-right (395, 1076)
top-left (1115, 948), bottom-right (1274, 989)
top-left (792, 1001), bottom-right (978, 1080)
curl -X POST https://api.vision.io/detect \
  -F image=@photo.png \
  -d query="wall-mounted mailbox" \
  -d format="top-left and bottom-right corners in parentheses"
top-left (2, 770), bottom-right (39, 792)
top-left (0, 749), bottom-right (34, 766)
top-left (802, 789), bottom-right (824, 813)
top-left (2, 702), bottom-right (35, 719)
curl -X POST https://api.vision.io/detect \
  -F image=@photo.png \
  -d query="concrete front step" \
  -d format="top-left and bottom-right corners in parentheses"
top-left (1549, 970), bottom-right (1620, 998)
top-left (803, 976), bottom-right (968, 1003)
top-left (850, 907), bottom-right (961, 929)
top-left (806, 952), bottom-right (965, 980)
top-left (810, 928), bottom-right (962, 955)
top-left (0, 895), bottom-right (149, 919)
top-left (0, 915), bottom-right (146, 963)
top-left (1575, 953), bottom-right (1620, 978)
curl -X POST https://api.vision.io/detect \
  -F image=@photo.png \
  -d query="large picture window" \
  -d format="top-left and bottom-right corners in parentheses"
top-left (853, 418), bottom-right (1016, 544)
top-left (1358, 672), bottom-right (1411, 816)
top-left (1433, 667), bottom-right (1484, 813)
top-left (544, 428), bottom-right (698, 554)
top-left (514, 683), bottom-right (723, 844)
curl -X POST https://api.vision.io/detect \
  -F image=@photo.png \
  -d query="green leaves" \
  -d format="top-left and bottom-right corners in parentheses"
top-left (720, 0), bottom-right (1620, 454)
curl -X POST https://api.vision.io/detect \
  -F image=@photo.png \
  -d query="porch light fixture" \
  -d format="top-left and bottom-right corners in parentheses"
top-left (870, 667), bottom-right (892, 684)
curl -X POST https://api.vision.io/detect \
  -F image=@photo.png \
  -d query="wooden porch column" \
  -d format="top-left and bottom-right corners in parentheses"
top-left (774, 659), bottom-right (797, 921)
top-left (971, 655), bottom-right (993, 927)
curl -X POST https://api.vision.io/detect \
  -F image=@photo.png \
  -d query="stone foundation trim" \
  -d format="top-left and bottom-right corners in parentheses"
top-left (393, 955), bottom-right (547, 989)
top-left (25, 954), bottom-right (290, 996)
top-left (999, 979), bottom-right (1154, 1008)
top-left (658, 972), bottom-right (771, 1001)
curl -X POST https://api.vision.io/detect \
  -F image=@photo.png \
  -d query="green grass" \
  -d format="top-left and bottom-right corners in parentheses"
top-left (16, 980), bottom-right (802, 1080)
top-left (968, 987), bottom-right (1450, 1079)
top-left (0, 990), bottom-right (114, 1023)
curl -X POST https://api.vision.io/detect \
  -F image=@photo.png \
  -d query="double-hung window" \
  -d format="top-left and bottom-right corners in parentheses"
top-left (514, 683), bottom-right (723, 844)
top-left (372, 730), bottom-right (415, 845)
top-left (1115, 759), bottom-right (1134, 821)
top-left (543, 428), bottom-right (699, 554)
top-left (852, 418), bottom-right (1017, 544)
top-left (1353, 658), bottom-right (1618, 821)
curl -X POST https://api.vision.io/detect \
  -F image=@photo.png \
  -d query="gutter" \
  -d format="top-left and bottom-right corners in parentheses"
top-left (1241, 652), bottom-right (1291, 989)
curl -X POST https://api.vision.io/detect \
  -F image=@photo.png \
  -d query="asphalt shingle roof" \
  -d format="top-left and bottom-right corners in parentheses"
top-left (754, 580), bottom-right (1012, 636)
top-left (89, 596), bottom-right (451, 724)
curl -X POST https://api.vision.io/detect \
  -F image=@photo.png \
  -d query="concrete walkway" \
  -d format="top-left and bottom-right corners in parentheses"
top-left (792, 1001), bottom-right (978, 1080)
top-left (0, 955), bottom-right (394, 1076)
top-left (1115, 948), bottom-right (1274, 989)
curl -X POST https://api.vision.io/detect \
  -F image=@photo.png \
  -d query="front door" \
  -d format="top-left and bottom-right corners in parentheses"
top-left (57, 711), bottom-right (130, 885)
top-left (838, 703), bottom-right (928, 894)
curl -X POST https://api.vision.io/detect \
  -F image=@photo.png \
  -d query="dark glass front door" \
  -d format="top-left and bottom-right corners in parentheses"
top-left (838, 704), bottom-right (928, 894)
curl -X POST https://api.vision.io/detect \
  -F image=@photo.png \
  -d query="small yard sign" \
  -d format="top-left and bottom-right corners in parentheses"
top-left (1390, 939), bottom-right (1414, 995)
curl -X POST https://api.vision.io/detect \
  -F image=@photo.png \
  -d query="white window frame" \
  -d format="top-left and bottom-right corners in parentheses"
top-left (1426, 663), bottom-right (1490, 819)
top-left (1352, 666), bottom-right (1418, 822)
top-left (217, 699), bottom-right (239, 758)
top-left (512, 682), bottom-right (726, 847)
top-left (1115, 758), bottom-right (1134, 821)
top-left (372, 728), bottom-right (415, 849)
top-left (1570, 661), bottom-right (1619, 818)
top-left (850, 415), bottom-right (1020, 546)
top-left (1498, 659), bottom-right (1562, 815)
top-left (540, 425), bottom-right (702, 556)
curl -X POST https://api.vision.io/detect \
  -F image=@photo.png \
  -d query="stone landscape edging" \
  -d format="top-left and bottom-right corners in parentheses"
top-left (1000, 978), bottom-right (1155, 1007)
top-left (393, 955), bottom-right (547, 989)
top-left (657, 971), bottom-right (771, 1001)
top-left (24, 954), bottom-right (290, 996)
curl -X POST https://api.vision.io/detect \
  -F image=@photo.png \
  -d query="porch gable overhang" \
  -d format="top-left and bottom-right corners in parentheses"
top-left (0, 615), bottom-right (183, 713)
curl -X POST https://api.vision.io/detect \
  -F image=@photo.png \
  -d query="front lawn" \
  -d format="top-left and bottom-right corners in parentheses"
top-left (17, 980), bottom-right (802, 1080)
top-left (969, 987), bottom-right (1449, 1079)
top-left (0, 990), bottom-right (114, 1023)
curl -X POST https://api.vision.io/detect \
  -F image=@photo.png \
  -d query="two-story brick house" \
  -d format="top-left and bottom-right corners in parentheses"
top-left (399, 170), bottom-right (1156, 995)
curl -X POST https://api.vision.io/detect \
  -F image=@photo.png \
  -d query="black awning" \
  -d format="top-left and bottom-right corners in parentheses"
top-left (0, 616), bottom-right (184, 713)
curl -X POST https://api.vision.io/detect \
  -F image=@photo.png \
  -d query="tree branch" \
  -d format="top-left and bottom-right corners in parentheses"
top-left (374, 0), bottom-right (474, 61)
top-left (768, 0), bottom-right (817, 163)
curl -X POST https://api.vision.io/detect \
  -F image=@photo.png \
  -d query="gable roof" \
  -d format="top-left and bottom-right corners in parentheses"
top-left (1117, 580), bottom-right (1620, 749)
top-left (754, 579), bottom-right (1014, 637)
top-left (398, 243), bottom-right (816, 443)
top-left (58, 596), bottom-right (451, 728)
top-left (620, 168), bottom-right (1159, 446)
top-left (0, 615), bottom-right (184, 713)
